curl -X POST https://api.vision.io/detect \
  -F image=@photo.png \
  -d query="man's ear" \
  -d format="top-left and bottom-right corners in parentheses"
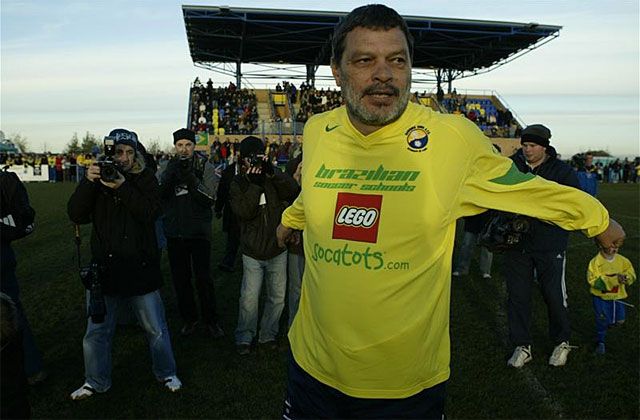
top-left (331, 60), bottom-right (342, 87)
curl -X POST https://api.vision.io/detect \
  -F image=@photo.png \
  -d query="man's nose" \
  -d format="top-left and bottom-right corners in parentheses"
top-left (372, 60), bottom-right (393, 83)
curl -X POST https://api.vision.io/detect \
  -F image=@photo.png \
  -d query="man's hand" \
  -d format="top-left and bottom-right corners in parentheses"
top-left (277, 223), bottom-right (300, 248)
top-left (245, 162), bottom-right (265, 185)
top-left (595, 218), bottom-right (625, 251)
top-left (86, 164), bottom-right (101, 183)
top-left (100, 171), bottom-right (125, 189)
top-left (293, 161), bottom-right (302, 185)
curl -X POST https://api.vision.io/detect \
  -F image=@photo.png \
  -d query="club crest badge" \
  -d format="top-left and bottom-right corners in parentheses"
top-left (405, 126), bottom-right (430, 152)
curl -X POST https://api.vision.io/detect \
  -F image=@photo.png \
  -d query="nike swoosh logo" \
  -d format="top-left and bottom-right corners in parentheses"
top-left (325, 124), bottom-right (339, 132)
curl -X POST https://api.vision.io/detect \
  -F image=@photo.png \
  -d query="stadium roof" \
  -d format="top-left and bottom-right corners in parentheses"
top-left (182, 5), bottom-right (561, 83)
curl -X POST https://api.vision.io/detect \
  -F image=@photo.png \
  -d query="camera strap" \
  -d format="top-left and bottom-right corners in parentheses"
top-left (74, 224), bottom-right (84, 270)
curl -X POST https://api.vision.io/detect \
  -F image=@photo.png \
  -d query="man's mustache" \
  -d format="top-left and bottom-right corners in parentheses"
top-left (361, 84), bottom-right (399, 98)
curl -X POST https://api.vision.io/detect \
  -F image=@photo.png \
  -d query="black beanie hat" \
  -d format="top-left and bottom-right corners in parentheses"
top-left (107, 128), bottom-right (138, 149)
top-left (239, 136), bottom-right (265, 158)
top-left (521, 124), bottom-right (551, 148)
top-left (173, 128), bottom-right (196, 144)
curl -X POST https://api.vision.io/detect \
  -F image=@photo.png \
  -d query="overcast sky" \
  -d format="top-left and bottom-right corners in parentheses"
top-left (1, 0), bottom-right (638, 157)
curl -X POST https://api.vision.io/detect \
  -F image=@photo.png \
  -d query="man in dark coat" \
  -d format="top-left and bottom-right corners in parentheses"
top-left (160, 128), bottom-right (223, 337)
top-left (505, 124), bottom-right (581, 368)
top-left (67, 128), bottom-right (181, 399)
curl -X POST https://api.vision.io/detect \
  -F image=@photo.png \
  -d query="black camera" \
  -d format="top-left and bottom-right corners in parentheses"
top-left (99, 136), bottom-right (120, 182)
top-left (178, 156), bottom-right (192, 171)
top-left (80, 263), bottom-right (106, 324)
top-left (248, 154), bottom-right (273, 175)
top-left (478, 212), bottom-right (532, 253)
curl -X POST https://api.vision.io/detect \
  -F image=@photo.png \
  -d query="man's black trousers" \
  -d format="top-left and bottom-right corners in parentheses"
top-left (504, 250), bottom-right (571, 346)
top-left (167, 238), bottom-right (219, 325)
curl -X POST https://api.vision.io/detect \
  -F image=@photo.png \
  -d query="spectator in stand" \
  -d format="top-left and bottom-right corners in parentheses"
top-left (55, 154), bottom-right (63, 182)
top-left (47, 153), bottom-right (56, 182)
top-left (436, 85), bottom-right (444, 103)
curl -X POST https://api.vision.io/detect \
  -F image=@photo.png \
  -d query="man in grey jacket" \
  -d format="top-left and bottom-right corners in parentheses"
top-left (160, 128), bottom-right (223, 338)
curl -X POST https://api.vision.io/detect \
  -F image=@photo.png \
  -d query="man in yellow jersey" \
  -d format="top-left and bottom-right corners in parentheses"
top-left (277, 4), bottom-right (625, 418)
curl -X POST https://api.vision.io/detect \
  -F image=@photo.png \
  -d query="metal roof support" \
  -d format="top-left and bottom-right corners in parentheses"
top-left (236, 61), bottom-right (242, 89)
top-left (446, 69), bottom-right (454, 93)
top-left (306, 64), bottom-right (316, 85)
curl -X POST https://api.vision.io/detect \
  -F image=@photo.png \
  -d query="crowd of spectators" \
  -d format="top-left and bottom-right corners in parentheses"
top-left (439, 90), bottom-right (520, 138)
top-left (571, 155), bottom-right (640, 183)
top-left (190, 78), bottom-right (259, 135)
top-left (296, 85), bottom-right (342, 123)
top-left (1, 152), bottom-right (95, 183)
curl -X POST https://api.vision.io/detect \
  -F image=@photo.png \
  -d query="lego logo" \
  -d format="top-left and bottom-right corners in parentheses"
top-left (332, 192), bottom-right (382, 244)
top-left (335, 206), bottom-right (379, 227)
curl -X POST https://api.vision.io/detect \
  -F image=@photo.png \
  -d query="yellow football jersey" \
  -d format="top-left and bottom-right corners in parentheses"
top-left (282, 102), bottom-right (609, 398)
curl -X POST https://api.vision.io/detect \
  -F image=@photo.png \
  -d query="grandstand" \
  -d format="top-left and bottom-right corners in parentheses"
top-left (181, 6), bottom-right (562, 156)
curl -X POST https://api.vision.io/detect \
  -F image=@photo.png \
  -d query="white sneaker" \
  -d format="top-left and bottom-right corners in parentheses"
top-left (162, 375), bottom-right (182, 392)
top-left (70, 383), bottom-right (97, 400)
top-left (482, 273), bottom-right (492, 279)
top-left (452, 271), bottom-right (460, 277)
top-left (549, 342), bottom-right (574, 367)
top-left (507, 345), bottom-right (532, 368)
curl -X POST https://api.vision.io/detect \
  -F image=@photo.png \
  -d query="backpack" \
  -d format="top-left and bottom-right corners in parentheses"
top-left (0, 171), bottom-right (35, 242)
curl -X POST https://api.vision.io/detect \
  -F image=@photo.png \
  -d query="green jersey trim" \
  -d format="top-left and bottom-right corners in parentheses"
top-left (489, 162), bottom-right (535, 185)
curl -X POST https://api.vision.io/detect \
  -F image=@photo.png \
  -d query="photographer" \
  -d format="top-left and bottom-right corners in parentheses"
top-left (230, 136), bottom-right (298, 355)
top-left (505, 124), bottom-right (581, 368)
top-left (159, 128), bottom-right (223, 338)
top-left (67, 128), bottom-right (181, 400)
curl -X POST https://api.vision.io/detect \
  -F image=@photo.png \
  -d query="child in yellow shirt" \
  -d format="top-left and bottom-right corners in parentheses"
top-left (587, 241), bottom-right (636, 354)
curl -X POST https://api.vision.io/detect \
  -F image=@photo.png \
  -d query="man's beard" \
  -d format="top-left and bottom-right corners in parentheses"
top-left (340, 71), bottom-right (412, 127)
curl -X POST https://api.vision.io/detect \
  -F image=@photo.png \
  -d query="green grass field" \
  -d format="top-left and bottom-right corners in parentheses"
top-left (12, 182), bottom-right (639, 418)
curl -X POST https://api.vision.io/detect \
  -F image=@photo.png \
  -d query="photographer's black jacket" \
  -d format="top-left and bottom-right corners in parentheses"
top-left (159, 154), bottom-right (216, 241)
top-left (67, 166), bottom-right (162, 297)
top-left (510, 146), bottom-right (581, 252)
top-left (230, 168), bottom-right (299, 260)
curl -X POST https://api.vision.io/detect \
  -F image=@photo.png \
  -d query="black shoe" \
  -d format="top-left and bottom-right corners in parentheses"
top-left (208, 323), bottom-right (225, 338)
top-left (259, 340), bottom-right (278, 351)
top-left (28, 370), bottom-right (48, 386)
top-left (236, 344), bottom-right (251, 355)
top-left (180, 321), bottom-right (198, 336)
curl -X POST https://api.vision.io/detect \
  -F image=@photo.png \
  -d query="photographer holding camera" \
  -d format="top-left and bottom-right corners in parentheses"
top-left (505, 124), bottom-right (582, 368)
top-left (230, 136), bottom-right (298, 355)
top-left (159, 128), bottom-right (223, 338)
top-left (67, 128), bottom-right (181, 400)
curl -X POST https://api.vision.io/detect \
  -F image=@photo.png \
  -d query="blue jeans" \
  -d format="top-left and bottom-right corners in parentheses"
top-left (235, 252), bottom-right (287, 345)
top-left (287, 252), bottom-right (305, 328)
top-left (454, 231), bottom-right (493, 276)
top-left (82, 290), bottom-right (177, 392)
